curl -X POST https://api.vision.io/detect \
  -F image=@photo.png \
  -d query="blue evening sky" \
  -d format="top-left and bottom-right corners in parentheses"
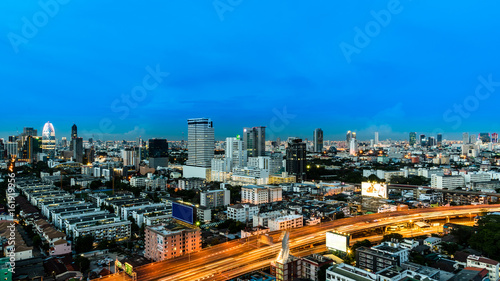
top-left (1, 1), bottom-right (500, 141)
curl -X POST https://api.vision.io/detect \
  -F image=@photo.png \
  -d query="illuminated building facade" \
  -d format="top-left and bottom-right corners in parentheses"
top-left (409, 132), bottom-right (416, 146)
top-left (42, 122), bottom-right (56, 159)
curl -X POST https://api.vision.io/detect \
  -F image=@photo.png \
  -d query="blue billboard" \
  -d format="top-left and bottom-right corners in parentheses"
top-left (172, 202), bottom-right (194, 224)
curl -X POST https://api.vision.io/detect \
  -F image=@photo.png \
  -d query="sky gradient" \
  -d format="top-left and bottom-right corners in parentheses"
top-left (1, 1), bottom-right (500, 141)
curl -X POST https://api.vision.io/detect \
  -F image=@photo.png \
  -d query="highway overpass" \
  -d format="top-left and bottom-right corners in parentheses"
top-left (97, 204), bottom-right (500, 281)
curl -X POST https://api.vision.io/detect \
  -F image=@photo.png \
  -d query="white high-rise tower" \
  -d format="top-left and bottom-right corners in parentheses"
top-left (187, 118), bottom-right (214, 168)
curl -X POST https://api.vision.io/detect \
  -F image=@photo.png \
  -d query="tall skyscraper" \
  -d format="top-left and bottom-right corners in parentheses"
top-left (313, 128), bottom-right (323, 152)
top-left (409, 132), bottom-right (417, 146)
top-left (226, 136), bottom-right (246, 168)
top-left (349, 138), bottom-right (358, 156)
top-left (42, 122), bottom-right (56, 159)
top-left (70, 124), bottom-right (77, 151)
top-left (22, 127), bottom-right (37, 139)
top-left (286, 138), bottom-right (306, 182)
top-left (470, 134), bottom-right (477, 144)
top-left (149, 138), bottom-right (169, 169)
top-left (0, 139), bottom-right (4, 160)
top-left (71, 124), bottom-right (78, 139)
top-left (243, 126), bottom-right (266, 157)
top-left (374, 132), bottom-right (379, 145)
top-left (437, 134), bottom-right (442, 147)
top-left (6, 142), bottom-right (18, 159)
top-left (122, 148), bottom-right (136, 167)
top-left (492, 133), bottom-right (498, 143)
top-left (61, 137), bottom-right (67, 148)
top-left (72, 137), bottom-right (83, 163)
top-left (462, 132), bottom-right (469, 144)
top-left (21, 135), bottom-right (41, 162)
top-left (428, 137), bottom-right (436, 147)
top-left (346, 131), bottom-right (355, 148)
top-left (419, 134), bottom-right (426, 146)
top-left (479, 133), bottom-right (491, 143)
top-left (187, 118), bottom-right (214, 168)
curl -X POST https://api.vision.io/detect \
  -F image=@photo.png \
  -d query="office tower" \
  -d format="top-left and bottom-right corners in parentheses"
top-left (313, 128), bottom-right (323, 152)
top-left (419, 134), bottom-right (426, 146)
top-left (437, 134), bottom-right (442, 147)
top-left (409, 132), bottom-right (416, 146)
top-left (492, 133), bottom-right (498, 143)
top-left (470, 134), bottom-right (477, 144)
top-left (6, 142), bottom-right (18, 158)
top-left (84, 147), bottom-right (95, 164)
top-left (346, 131), bottom-right (355, 148)
top-left (349, 138), bottom-right (358, 156)
top-left (187, 118), bottom-right (214, 168)
top-left (370, 139), bottom-right (374, 148)
top-left (42, 122), bottom-right (56, 159)
top-left (226, 136), bottom-right (246, 168)
top-left (88, 138), bottom-right (93, 145)
top-left (243, 126), bottom-right (266, 157)
top-left (22, 127), bottom-right (37, 138)
top-left (71, 124), bottom-right (77, 139)
top-left (286, 138), bottom-right (306, 182)
top-left (479, 133), bottom-right (491, 143)
top-left (462, 132), bottom-right (469, 144)
top-left (374, 132), bottom-right (379, 145)
top-left (428, 137), bottom-right (436, 147)
top-left (148, 138), bottom-right (169, 169)
top-left (72, 137), bottom-right (83, 163)
top-left (21, 136), bottom-right (42, 162)
top-left (122, 148), bottom-right (136, 167)
top-left (0, 139), bottom-right (4, 160)
top-left (69, 124), bottom-right (77, 150)
top-left (61, 137), bottom-right (67, 148)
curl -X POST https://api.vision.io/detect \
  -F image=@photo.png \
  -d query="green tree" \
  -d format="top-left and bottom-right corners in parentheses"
top-left (451, 225), bottom-right (474, 246)
top-left (382, 233), bottom-right (404, 242)
top-left (74, 256), bottom-right (90, 272)
top-left (33, 235), bottom-right (42, 247)
top-left (367, 174), bottom-right (381, 182)
top-left (89, 180), bottom-right (102, 190)
top-left (469, 215), bottom-right (500, 259)
top-left (352, 239), bottom-right (372, 251)
top-left (440, 242), bottom-right (459, 256)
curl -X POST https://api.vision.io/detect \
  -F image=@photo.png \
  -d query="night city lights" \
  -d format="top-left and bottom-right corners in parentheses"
top-left (2, 1), bottom-right (500, 281)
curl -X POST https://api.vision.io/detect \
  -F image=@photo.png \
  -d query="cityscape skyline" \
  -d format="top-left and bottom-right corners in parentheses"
top-left (3, 120), bottom-right (499, 142)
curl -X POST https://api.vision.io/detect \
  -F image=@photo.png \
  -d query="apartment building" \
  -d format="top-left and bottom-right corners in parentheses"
top-left (144, 225), bottom-right (201, 261)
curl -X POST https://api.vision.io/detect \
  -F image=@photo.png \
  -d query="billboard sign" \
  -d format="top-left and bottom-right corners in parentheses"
top-left (361, 182), bottom-right (388, 199)
top-left (326, 231), bottom-right (350, 253)
top-left (124, 263), bottom-right (133, 276)
top-left (172, 202), bottom-right (194, 224)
